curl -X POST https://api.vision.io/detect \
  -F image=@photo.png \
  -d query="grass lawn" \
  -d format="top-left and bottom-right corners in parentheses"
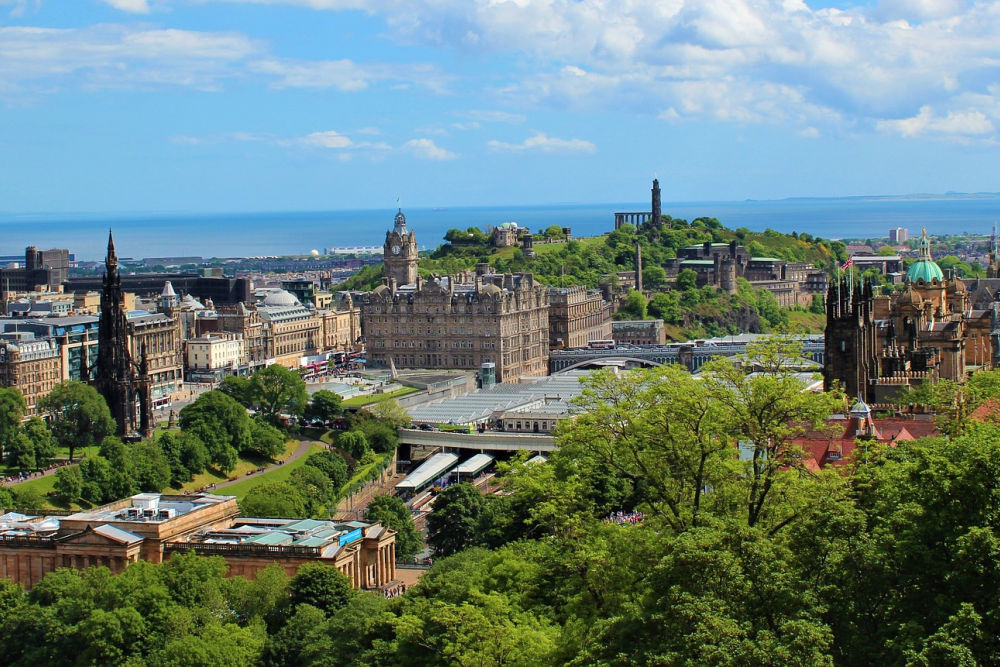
top-left (342, 386), bottom-right (419, 408)
top-left (786, 311), bottom-right (826, 333)
top-left (213, 442), bottom-right (326, 500)
top-left (176, 438), bottom-right (300, 493)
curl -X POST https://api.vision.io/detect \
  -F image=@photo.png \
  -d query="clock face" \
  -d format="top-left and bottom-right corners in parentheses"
top-left (391, 244), bottom-right (402, 255)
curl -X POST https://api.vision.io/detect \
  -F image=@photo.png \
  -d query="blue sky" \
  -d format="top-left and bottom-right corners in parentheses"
top-left (1, 0), bottom-right (999, 213)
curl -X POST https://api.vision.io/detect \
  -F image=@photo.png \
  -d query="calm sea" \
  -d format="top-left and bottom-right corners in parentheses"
top-left (2, 196), bottom-right (999, 261)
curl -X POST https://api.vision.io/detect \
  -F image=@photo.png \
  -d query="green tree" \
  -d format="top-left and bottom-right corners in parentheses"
top-left (248, 419), bottom-right (287, 459)
top-left (703, 338), bottom-right (841, 529)
top-left (38, 381), bottom-right (115, 462)
top-left (54, 465), bottom-right (84, 505)
top-left (355, 418), bottom-right (398, 454)
top-left (250, 365), bottom-right (308, 422)
top-left (304, 390), bottom-right (342, 423)
top-left (366, 494), bottom-right (423, 559)
top-left (427, 482), bottom-right (486, 557)
top-left (676, 268), bottom-right (698, 291)
top-left (6, 433), bottom-right (36, 471)
top-left (288, 563), bottom-right (354, 615)
top-left (543, 224), bottom-right (565, 240)
top-left (289, 465), bottom-right (334, 515)
top-left (619, 290), bottom-right (648, 320)
top-left (179, 390), bottom-right (251, 472)
top-left (0, 387), bottom-right (26, 462)
top-left (337, 430), bottom-right (370, 459)
top-left (558, 364), bottom-right (733, 532)
top-left (79, 455), bottom-right (136, 504)
top-left (158, 430), bottom-right (209, 485)
top-left (218, 375), bottom-right (254, 408)
top-left (129, 440), bottom-right (171, 492)
top-left (648, 291), bottom-right (681, 323)
top-left (305, 450), bottom-right (350, 489)
top-left (368, 398), bottom-right (410, 428)
top-left (239, 481), bottom-right (307, 518)
top-left (23, 417), bottom-right (55, 467)
top-left (641, 265), bottom-right (667, 289)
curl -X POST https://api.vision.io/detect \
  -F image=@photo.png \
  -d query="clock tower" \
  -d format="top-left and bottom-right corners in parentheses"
top-left (384, 208), bottom-right (418, 285)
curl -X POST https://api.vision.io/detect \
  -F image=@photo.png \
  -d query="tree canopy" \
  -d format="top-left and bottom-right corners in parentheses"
top-left (37, 381), bottom-right (115, 462)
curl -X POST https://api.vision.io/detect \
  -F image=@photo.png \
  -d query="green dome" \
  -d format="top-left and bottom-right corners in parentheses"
top-left (906, 260), bottom-right (944, 283)
top-left (906, 228), bottom-right (944, 283)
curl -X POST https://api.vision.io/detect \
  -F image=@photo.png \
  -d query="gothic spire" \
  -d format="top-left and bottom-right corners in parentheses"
top-left (106, 229), bottom-right (118, 274)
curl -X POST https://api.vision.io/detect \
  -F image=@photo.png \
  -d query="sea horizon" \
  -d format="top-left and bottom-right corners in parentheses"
top-left (3, 192), bottom-right (1000, 262)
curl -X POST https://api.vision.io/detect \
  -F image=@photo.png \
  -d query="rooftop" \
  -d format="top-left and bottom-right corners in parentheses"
top-left (407, 370), bottom-right (591, 425)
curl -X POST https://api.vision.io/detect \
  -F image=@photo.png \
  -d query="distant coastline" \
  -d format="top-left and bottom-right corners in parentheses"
top-left (2, 193), bottom-right (998, 261)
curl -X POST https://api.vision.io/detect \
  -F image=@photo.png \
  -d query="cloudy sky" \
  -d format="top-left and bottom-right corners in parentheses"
top-left (1, 0), bottom-right (999, 213)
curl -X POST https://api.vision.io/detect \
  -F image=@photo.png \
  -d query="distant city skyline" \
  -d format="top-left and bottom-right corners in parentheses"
top-left (2, 1), bottom-right (1000, 213)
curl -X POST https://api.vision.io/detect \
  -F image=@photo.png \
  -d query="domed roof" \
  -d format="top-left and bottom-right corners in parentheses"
top-left (849, 398), bottom-right (871, 418)
top-left (393, 208), bottom-right (407, 233)
top-left (906, 228), bottom-right (944, 283)
top-left (480, 283), bottom-right (502, 297)
top-left (263, 289), bottom-right (300, 307)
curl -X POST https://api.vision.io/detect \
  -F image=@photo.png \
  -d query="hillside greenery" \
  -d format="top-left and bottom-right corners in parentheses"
top-left (337, 215), bottom-right (838, 339)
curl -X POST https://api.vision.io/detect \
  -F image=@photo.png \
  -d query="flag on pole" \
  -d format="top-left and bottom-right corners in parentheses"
top-left (841, 258), bottom-right (853, 271)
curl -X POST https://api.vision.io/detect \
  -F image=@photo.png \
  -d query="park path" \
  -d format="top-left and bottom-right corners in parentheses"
top-left (211, 439), bottom-right (316, 490)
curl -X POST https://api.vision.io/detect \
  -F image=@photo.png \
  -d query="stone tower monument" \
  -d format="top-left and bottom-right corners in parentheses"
top-left (651, 178), bottom-right (661, 227)
top-left (94, 230), bottom-right (152, 439)
top-left (383, 208), bottom-right (419, 286)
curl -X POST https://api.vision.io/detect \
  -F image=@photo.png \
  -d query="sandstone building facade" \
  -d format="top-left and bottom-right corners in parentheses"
top-left (0, 493), bottom-right (397, 590)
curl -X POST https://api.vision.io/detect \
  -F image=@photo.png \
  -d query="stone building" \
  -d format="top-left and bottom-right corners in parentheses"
top-left (491, 222), bottom-right (521, 248)
top-left (257, 289), bottom-right (322, 368)
top-left (0, 493), bottom-right (396, 590)
top-left (548, 286), bottom-right (612, 349)
top-left (0, 246), bottom-right (70, 302)
top-left (126, 310), bottom-right (183, 402)
top-left (363, 269), bottom-right (550, 381)
top-left (612, 320), bottom-right (667, 346)
top-left (207, 303), bottom-right (269, 372)
top-left (185, 333), bottom-right (246, 382)
top-left (0, 337), bottom-right (61, 415)
top-left (320, 294), bottom-right (361, 352)
top-left (825, 230), bottom-right (979, 403)
top-left (363, 212), bottom-right (549, 381)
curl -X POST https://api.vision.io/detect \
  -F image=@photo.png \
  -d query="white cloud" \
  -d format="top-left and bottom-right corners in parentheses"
top-left (300, 130), bottom-right (353, 148)
top-left (250, 58), bottom-right (449, 93)
top-left (214, 0), bottom-right (1000, 138)
top-left (460, 109), bottom-right (526, 124)
top-left (0, 23), bottom-right (449, 98)
top-left (101, 0), bottom-right (151, 13)
top-left (402, 138), bottom-right (458, 160)
top-left (172, 129), bottom-right (394, 157)
top-left (877, 105), bottom-right (995, 140)
top-left (0, 24), bottom-right (260, 93)
top-left (487, 132), bottom-right (596, 154)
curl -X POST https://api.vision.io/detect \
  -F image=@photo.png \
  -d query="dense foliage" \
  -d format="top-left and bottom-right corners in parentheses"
top-left (9, 341), bottom-right (1000, 664)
